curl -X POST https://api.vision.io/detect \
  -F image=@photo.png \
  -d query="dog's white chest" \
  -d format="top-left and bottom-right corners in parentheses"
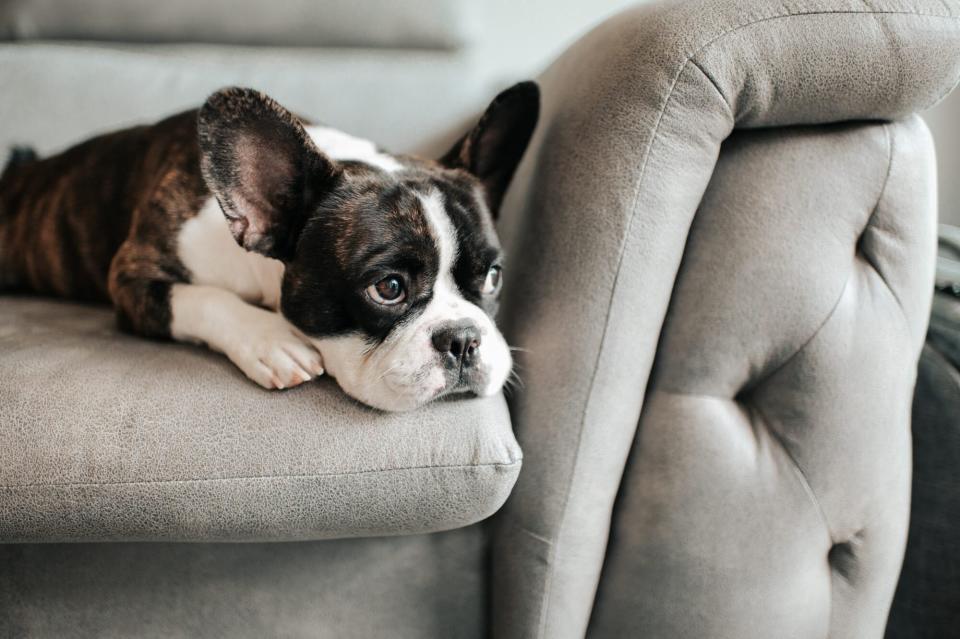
top-left (177, 198), bottom-right (285, 309)
top-left (176, 127), bottom-right (396, 309)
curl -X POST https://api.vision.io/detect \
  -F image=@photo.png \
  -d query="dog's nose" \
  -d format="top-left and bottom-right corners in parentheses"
top-left (431, 322), bottom-right (481, 369)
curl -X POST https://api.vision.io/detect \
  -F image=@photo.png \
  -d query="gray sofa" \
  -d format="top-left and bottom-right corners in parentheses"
top-left (2, 0), bottom-right (959, 637)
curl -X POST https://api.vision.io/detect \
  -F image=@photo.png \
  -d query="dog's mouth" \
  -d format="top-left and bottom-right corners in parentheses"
top-left (435, 387), bottom-right (478, 404)
top-left (327, 357), bottom-right (505, 412)
top-left (308, 317), bottom-right (512, 412)
top-left (435, 375), bottom-right (482, 401)
top-left (384, 365), bottom-right (487, 403)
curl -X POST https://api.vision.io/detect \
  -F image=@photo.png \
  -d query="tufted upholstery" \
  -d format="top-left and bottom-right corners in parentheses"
top-left (588, 117), bottom-right (936, 637)
top-left (493, 1), bottom-right (958, 637)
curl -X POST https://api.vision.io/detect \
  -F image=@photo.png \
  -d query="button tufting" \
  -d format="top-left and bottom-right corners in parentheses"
top-left (828, 531), bottom-right (865, 582)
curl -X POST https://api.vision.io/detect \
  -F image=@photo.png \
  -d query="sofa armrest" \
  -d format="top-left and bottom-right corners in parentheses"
top-left (0, 299), bottom-right (521, 543)
top-left (492, 1), bottom-right (960, 637)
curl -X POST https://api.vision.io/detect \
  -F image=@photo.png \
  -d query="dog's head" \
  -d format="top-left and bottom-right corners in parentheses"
top-left (197, 84), bottom-right (539, 411)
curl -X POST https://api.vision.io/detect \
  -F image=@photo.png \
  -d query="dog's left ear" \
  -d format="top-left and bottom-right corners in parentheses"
top-left (197, 87), bottom-right (340, 261)
top-left (440, 81), bottom-right (539, 216)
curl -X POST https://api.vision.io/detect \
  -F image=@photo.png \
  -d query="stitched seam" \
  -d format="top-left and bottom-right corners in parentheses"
top-left (780, 252), bottom-right (862, 392)
top-left (659, 271), bottom-right (854, 406)
top-left (0, 459), bottom-right (523, 490)
top-left (749, 272), bottom-right (856, 397)
top-left (538, 8), bottom-right (960, 636)
top-left (651, 388), bottom-right (837, 540)
top-left (504, 518), bottom-right (556, 547)
top-left (688, 9), bottom-right (959, 57)
top-left (752, 402), bottom-right (837, 542)
top-left (929, 48), bottom-right (960, 106)
top-left (690, 58), bottom-right (733, 111)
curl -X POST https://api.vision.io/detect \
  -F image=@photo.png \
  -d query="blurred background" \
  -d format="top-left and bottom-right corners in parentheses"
top-left (926, 90), bottom-right (960, 226)
top-left (1, 0), bottom-right (957, 225)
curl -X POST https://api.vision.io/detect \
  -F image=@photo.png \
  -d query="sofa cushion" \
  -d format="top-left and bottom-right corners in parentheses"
top-left (0, 42), bottom-right (490, 166)
top-left (0, 0), bottom-right (475, 49)
top-left (0, 297), bottom-right (521, 543)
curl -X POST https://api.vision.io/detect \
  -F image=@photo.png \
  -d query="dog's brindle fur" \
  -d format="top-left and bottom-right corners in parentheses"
top-left (0, 84), bottom-right (538, 410)
top-left (0, 110), bottom-right (200, 336)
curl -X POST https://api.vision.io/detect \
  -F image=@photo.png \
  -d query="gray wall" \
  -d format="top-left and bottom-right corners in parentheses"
top-left (924, 90), bottom-right (960, 227)
top-left (476, 0), bottom-right (640, 82)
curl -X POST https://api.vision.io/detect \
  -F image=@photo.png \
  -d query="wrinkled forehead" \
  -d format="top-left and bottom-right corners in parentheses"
top-left (334, 167), bottom-right (501, 270)
top-left (427, 172), bottom-right (502, 252)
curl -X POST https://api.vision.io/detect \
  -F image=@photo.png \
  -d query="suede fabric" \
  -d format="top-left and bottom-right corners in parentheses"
top-left (0, 527), bottom-right (487, 638)
top-left (493, 1), bottom-right (958, 637)
top-left (587, 117), bottom-right (935, 638)
top-left (0, 298), bottom-right (521, 542)
top-left (0, 0), bottom-right (474, 50)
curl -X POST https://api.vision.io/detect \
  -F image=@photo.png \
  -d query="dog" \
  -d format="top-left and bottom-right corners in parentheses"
top-left (0, 82), bottom-right (539, 411)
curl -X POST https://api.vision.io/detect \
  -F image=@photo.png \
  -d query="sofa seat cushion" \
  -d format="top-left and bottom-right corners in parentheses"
top-left (0, 297), bottom-right (521, 543)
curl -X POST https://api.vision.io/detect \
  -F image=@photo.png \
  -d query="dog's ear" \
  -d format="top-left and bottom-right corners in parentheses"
top-left (197, 87), bottom-right (339, 261)
top-left (440, 81), bottom-right (539, 216)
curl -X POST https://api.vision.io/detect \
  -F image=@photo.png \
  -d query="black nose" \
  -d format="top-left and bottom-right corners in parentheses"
top-left (431, 322), bottom-right (481, 369)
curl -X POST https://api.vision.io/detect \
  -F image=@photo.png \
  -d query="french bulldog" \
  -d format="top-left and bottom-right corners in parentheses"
top-left (0, 82), bottom-right (539, 411)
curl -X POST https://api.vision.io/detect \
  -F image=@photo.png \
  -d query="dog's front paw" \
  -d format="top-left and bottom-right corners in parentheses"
top-left (226, 315), bottom-right (325, 390)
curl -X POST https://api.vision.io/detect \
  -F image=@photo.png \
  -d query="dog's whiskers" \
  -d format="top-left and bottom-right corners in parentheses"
top-left (501, 367), bottom-right (525, 397)
top-left (373, 362), bottom-right (404, 383)
top-left (374, 366), bottom-right (401, 383)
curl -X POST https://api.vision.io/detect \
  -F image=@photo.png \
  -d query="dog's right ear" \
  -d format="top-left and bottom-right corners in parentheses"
top-left (197, 87), bottom-right (339, 261)
top-left (440, 81), bottom-right (539, 216)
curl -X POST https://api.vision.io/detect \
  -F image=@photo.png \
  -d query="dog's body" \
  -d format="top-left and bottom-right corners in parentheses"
top-left (0, 84), bottom-right (538, 411)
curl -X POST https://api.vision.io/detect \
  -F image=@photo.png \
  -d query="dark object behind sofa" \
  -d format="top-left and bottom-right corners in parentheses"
top-left (886, 229), bottom-right (960, 639)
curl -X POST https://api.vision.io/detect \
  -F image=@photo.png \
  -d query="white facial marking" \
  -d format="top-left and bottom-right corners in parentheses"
top-left (416, 190), bottom-right (512, 398)
top-left (178, 198), bottom-right (285, 309)
top-left (309, 189), bottom-right (512, 411)
top-left (420, 189), bottom-right (459, 278)
top-left (304, 125), bottom-right (402, 173)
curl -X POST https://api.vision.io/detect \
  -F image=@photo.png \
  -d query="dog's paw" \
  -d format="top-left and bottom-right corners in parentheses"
top-left (225, 313), bottom-right (325, 390)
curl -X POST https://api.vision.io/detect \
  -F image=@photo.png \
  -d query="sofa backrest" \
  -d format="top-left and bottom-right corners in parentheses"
top-left (0, 0), bottom-right (474, 49)
top-left (589, 114), bottom-right (935, 638)
top-left (0, 0), bottom-right (642, 161)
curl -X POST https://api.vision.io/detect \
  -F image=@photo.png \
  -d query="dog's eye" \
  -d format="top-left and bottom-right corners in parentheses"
top-left (367, 275), bottom-right (406, 305)
top-left (482, 265), bottom-right (502, 296)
